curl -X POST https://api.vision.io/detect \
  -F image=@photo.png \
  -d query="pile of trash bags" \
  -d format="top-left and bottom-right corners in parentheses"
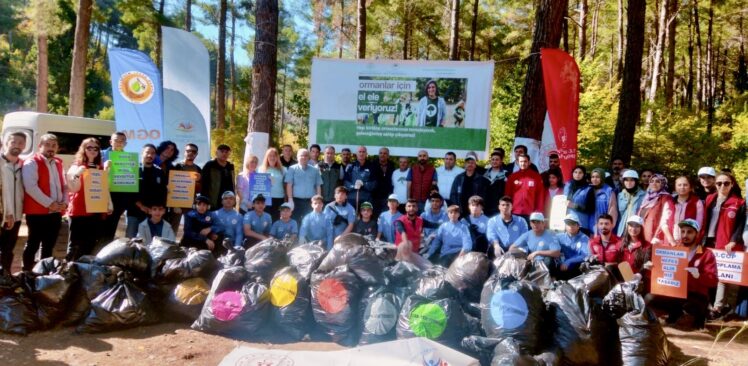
top-left (0, 234), bottom-right (672, 366)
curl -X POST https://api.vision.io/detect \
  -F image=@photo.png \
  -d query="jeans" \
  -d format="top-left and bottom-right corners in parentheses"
top-left (67, 215), bottom-right (103, 261)
top-left (23, 213), bottom-right (62, 271)
top-left (0, 221), bottom-right (21, 274)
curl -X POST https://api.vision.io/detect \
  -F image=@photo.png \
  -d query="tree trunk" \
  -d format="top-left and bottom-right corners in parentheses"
top-left (686, 9), bottom-right (694, 109)
top-left (616, 0), bottom-right (624, 80)
top-left (589, 0), bottom-right (600, 58)
top-left (706, 0), bottom-right (714, 132)
top-left (693, 0), bottom-right (703, 111)
top-left (68, 0), bottom-right (93, 116)
top-left (611, 0), bottom-right (646, 166)
top-left (645, 0), bottom-right (667, 125)
top-left (402, 2), bottom-right (409, 59)
top-left (156, 0), bottom-right (164, 69)
top-left (230, 0), bottom-right (236, 128)
top-left (449, 0), bottom-right (460, 60)
top-left (185, 0), bottom-right (192, 31)
top-left (664, 0), bottom-right (677, 108)
top-left (216, 0), bottom-right (227, 129)
top-left (515, 0), bottom-right (567, 141)
top-left (36, 34), bottom-right (48, 113)
top-left (338, 0), bottom-right (344, 58)
top-left (248, 0), bottom-right (279, 143)
top-left (469, 0), bottom-right (478, 60)
top-left (562, 5), bottom-right (569, 52)
top-left (578, 0), bottom-right (587, 60)
top-left (357, 0), bottom-right (366, 58)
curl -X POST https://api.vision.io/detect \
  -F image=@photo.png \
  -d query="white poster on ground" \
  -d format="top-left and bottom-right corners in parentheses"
top-left (309, 58), bottom-right (494, 159)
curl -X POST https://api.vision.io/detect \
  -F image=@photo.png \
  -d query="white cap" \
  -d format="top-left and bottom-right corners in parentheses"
top-left (529, 212), bottom-right (545, 222)
top-left (626, 215), bottom-right (644, 226)
top-left (698, 167), bottom-right (716, 177)
top-left (465, 152), bottom-right (478, 161)
top-left (622, 170), bottom-right (639, 179)
top-left (564, 213), bottom-right (580, 225)
top-left (387, 194), bottom-right (399, 203)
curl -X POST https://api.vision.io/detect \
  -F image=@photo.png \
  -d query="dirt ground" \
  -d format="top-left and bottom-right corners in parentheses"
top-left (1, 219), bottom-right (748, 366)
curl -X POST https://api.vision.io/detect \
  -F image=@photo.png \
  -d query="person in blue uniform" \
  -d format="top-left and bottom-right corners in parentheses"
top-left (210, 191), bottom-right (243, 248)
top-left (556, 213), bottom-right (591, 279)
top-left (487, 196), bottom-right (529, 258)
top-left (243, 194), bottom-right (272, 248)
top-left (270, 202), bottom-right (298, 241)
top-left (427, 205), bottom-right (472, 267)
top-left (181, 194), bottom-right (219, 254)
top-left (299, 195), bottom-right (333, 247)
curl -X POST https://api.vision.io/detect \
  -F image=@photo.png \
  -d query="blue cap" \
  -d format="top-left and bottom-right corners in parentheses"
top-left (678, 219), bottom-right (701, 232)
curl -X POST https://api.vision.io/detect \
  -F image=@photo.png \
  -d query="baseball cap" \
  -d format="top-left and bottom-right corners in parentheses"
top-left (465, 152), bottom-right (478, 161)
top-left (563, 213), bottom-right (580, 225)
top-left (221, 191), bottom-right (236, 199)
top-left (697, 167), bottom-right (716, 177)
top-left (194, 194), bottom-right (210, 204)
top-left (626, 215), bottom-right (644, 226)
top-left (529, 212), bottom-right (545, 222)
top-left (360, 201), bottom-right (373, 210)
top-left (387, 194), bottom-right (399, 203)
top-left (622, 170), bottom-right (639, 180)
top-left (678, 219), bottom-right (701, 232)
top-left (280, 202), bottom-right (293, 210)
top-left (252, 194), bottom-right (266, 203)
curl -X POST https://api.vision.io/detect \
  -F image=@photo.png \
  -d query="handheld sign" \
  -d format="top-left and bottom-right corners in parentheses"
top-left (167, 170), bottom-right (198, 208)
top-left (618, 262), bottom-right (635, 282)
top-left (84, 169), bottom-right (110, 213)
top-left (549, 195), bottom-right (567, 232)
top-left (250, 173), bottom-right (272, 206)
top-left (108, 151), bottom-right (139, 192)
top-left (650, 245), bottom-right (689, 299)
top-left (711, 249), bottom-right (748, 286)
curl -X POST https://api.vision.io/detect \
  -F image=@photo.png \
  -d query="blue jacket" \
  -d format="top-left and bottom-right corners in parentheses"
top-left (428, 221), bottom-right (472, 257)
top-left (487, 214), bottom-right (529, 251)
top-left (344, 160), bottom-right (377, 203)
top-left (616, 188), bottom-right (645, 236)
top-left (564, 183), bottom-right (593, 231)
top-left (557, 231), bottom-right (590, 268)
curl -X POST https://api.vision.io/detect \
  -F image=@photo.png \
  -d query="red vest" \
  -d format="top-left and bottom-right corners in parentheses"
top-left (687, 246), bottom-right (719, 297)
top-left (410, 164), bottom-right (435, 202)
top-left (67, 163), bottom-right (103, 217)
top-left (639, 195), bottom-right (673, 243)
top-left (23, 154), bottom-right (65, 215)
top-left (682, 194), bottom-right (700, 220)
top-left (621, 240), bottom-right (651, 273)
top-left (704, 193), bottom-right (745, 250)
top-left (395, 215), bottom-right (423, 253)
top-left (590, 234), bottom-right (622, 264)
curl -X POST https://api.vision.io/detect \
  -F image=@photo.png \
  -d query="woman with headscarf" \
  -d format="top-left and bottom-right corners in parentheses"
top-left (589, 168), bottom-right (618, 234)
top-left (564, 166), bottom-right (595, 234)
top-left (417, 80), bottom-right (447, 127)
top-left (617, 169), bottom-right (646, 237)
top-left (637, 173), bottom-right (675, 244)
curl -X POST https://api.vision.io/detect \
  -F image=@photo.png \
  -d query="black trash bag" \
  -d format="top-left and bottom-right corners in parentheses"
top-left (445, 252), bottom-right (490, 302)
top-left (160, 248), bottom-right (217, 283)
top-left (0, 274), bottom-right (38, 335)
top-left (33, 262), bottom-right (79, 328)
top-left (147, 237), bottom-right (187, 279)
top-left (218, 246), bottom-right (245, 268)
top-left (544, 282), bottom-right (600, 365)
top-left (64, 262), bottom-right (118, 325)
top-left (244, 239), bottom-right (289, 281)
top-left (490, 338), bottom-right (538, 366)
top-left (318, 233), bottom-right (385, 285)
top-left (618, 295), bottom-right (669, 366)
top-left (191, 266), bottom-right (270, 338)
top-left (492, 251), bottom-right (530, 280)
top-left (95, 239), bottom-right (151, 277)
top-left (76, 271), bottom-right (157, 333)
top-left (310, 265), bottom-right (362, 346)
top-left (569, 267), bottom-right (616, 300)
top-left (460, 335), bottom-right (502, 366)
top-left (481, 275), bottom-right (545, 354)
top-left (384, 261), bottom-right (422, 287)
top-left (415, 267), bottom-right (459, 300)
top-left (359, 287), bottom-right (402, 345)
top-left (396, 295), bottom-right (468, 348)
top-left (524, 260), bottom-right (552, 290)
top-left (31, 257), bottom-right (62, 275)
top-left (269, 266), bottom-right (312, 341)
top-left (287, 243), bottom-right (326, 280)
top-left (603, 277), bottom-right (643, 319)
top-left (164, 277), bottom-right (211, 321)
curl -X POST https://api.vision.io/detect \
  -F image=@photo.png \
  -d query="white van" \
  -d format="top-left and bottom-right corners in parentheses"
top-left (1, 112), bottom-right (116, 169)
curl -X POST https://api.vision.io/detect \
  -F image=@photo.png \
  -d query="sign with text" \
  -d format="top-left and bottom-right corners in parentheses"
top-left (309, 58), bottom-right (494, 158)
top-left (108, 151), bottom-right (140, 192)
top-left (651, 246), bottom-right (689, 299)
top-left (549, 194), bottom-right (567, 232)
top-left (249, 173), bottom-right (272, 206)
top-left (83, 169), bottom-right (110, 213)
top-left (712, 249), bottom-right (748, 286)
top-left (167, 170), bottom-right (197, 208)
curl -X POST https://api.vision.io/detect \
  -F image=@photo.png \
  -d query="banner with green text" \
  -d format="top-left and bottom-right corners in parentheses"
top-left (309, 58), bottom-right (494, 158)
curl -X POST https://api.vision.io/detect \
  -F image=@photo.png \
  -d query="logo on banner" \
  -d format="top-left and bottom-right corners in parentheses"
top-left (559, 127), bottom-right (568, 147)
top-left (425, 104), bottom-right (438, 118)
top-left (118, 71), bottom-right (155, 104)
top-left (235, 354), bottom-right (294, 366)
top-left (177, 121), bottom-right (194, 132)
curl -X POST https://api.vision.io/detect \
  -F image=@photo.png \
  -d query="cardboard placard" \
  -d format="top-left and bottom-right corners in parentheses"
top-left (712, 249), bottom-right (748, 286)
top-left (83, 169), bottom-right (110, 213)
top-left (650, 245), bottom-right (689, 299)
top-left (250, 172), bottom-right (272, 206)
top-left (108, 151), bottom-right (139, 192)
top-left (618, 261), bottom-right (635, 282)
top-left (166, 170), bottom-right (198, 208)
top-left (549, 194), bottom-right (567, 231)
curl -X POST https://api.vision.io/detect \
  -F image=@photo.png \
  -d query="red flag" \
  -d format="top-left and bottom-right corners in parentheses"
top-left (540, 48), bottom-right (580, 181)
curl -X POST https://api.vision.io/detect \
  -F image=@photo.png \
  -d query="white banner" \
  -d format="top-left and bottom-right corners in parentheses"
top-left (309, 58), bottom-right (494, 159)
top-left (162, 26), bottom-right (211, 166)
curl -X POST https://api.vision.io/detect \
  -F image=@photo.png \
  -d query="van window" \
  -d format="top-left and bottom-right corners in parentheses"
top-left (47, 132), bottom-right (111, 156)
top-left (1, 128), bottom-right (34, 155)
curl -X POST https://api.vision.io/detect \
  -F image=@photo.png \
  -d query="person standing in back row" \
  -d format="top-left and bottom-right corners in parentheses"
top-left (344, 146), bottom-right (377, 211)
top-left (505, 154), bottom-right (544, 221)
top-left (201, 144), bottom-right (235, 210)
top-left (408, 150), bottom-right (437, 212)
top-left (126, 144), bottom-right (167, 238)
top-left (285, 148), bottom-right (323, 223)
top-left (22, 134), bottom-right (68, 271)
top-left (0, 132), bottom-right (26, 275)
top-left (169, 143), bottom-right (202, 234)
top-left (101, 131), bottom-right (131, 242)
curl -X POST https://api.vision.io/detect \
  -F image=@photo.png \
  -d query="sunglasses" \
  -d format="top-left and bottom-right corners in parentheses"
top-left (715, 181), bottom-right (732, 187)
top-left (85, 146), bottom-right (99, 151)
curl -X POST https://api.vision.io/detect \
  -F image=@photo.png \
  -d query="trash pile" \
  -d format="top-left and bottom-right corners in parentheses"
top-left (0, 234), bottom-right (670, 366)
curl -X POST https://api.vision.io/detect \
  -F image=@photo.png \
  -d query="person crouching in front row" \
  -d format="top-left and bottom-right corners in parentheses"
top-left (181, 194), bottom-right (220, 255)
top-left (137, 201), bottom-right (176, 245)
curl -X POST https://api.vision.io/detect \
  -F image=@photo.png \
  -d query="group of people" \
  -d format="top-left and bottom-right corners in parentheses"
top-left (0, 133), bottom-right (745, 329)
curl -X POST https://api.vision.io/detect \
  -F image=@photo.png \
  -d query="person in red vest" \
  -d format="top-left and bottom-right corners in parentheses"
top-left (505, 154), bottom-right (544, 221)
top-left (394, 198), bottom-right (440, 255)
top-left (669, 176), bottom-right (705, 244)
top-left (637, 173), bottom-right (674, 244)
top-left (646, 219), bottom-right (718, 329)
top-left (704, 172), bottom-right (746, 319)
top-left (589, 214), bottom-right (622, 267)
top-left (407, 150), bottom-right (437, 212)
top-left (65, 138), bottom-right (113, 261)
top-left (21, 134), bottom-right (68, 271)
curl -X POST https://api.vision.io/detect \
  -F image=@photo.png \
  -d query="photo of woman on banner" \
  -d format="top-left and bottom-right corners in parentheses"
top-left (417, 80), bottom-right (447, 127)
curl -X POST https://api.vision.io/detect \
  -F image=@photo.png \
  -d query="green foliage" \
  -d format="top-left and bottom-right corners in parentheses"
top-left (489, 62), bottom-right (524, 152)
